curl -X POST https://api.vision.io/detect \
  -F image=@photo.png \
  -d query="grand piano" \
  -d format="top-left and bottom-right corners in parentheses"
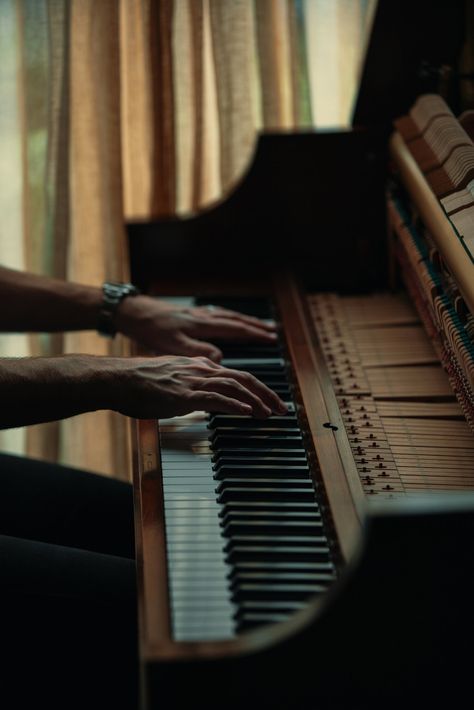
top-left (127, 2), bottom-right (474, 707)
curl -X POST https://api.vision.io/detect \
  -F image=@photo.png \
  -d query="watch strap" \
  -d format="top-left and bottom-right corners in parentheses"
top-left (98, 282), bottom-right (140, 337)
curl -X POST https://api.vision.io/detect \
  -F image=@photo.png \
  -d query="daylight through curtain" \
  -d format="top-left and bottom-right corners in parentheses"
top-left (0, 0), bottom-right (376, 477)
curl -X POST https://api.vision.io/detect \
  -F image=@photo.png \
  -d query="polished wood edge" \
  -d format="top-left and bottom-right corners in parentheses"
top-left (273, 274), bottom-right (365, 562)
top-left (133, 419), bottom-right (172, 654)
top-left (389, 131), bottom-right (474, 316)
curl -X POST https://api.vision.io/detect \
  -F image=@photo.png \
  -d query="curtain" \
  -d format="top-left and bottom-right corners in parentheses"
top-left (0, 0), bottom-right (376, 478)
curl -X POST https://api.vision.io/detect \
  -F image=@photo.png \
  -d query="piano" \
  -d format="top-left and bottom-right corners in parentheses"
top-left (127, 2), bottom-right (474, 708)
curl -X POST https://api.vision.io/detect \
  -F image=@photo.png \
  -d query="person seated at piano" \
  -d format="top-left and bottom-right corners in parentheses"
top-left (0, 263), bottom-right (286, 710)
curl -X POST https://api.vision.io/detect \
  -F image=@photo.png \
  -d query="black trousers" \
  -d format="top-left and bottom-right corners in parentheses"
top-left (0, 453), bottom-right (138, 709)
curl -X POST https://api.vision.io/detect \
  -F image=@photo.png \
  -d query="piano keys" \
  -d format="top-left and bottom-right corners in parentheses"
top-left (155, 298), bottom-right (339, 642)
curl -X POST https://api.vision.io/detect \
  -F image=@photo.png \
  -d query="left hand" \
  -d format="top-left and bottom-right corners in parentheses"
top-left (116, 295), bottom-right (277, 361)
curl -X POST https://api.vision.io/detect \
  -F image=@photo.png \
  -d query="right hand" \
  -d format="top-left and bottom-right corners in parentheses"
top-left (108, 355), bottom-right (288, 420)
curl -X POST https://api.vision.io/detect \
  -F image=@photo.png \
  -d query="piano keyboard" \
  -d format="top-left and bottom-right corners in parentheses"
top-left (158, 297), bottom-right (338, 642)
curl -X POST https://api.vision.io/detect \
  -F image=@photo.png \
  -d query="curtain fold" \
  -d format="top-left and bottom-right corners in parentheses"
top-left (0, 0), bottom-right (377, 478)
top-left (63, 0), bottom-right (130, 478)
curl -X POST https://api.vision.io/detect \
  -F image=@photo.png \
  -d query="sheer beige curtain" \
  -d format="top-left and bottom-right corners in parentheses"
top-left (0, 0), bottom-right (130, 478)
top-left (0, 0), bottom-right (375, 478)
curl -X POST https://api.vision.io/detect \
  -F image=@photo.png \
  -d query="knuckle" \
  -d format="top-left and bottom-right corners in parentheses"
top-left (223, 377), bottom-right (239, 388)
top-left (241, 371), bottom-right (256, 385)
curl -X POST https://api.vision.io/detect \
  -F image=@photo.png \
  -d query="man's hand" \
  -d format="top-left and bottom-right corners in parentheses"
top-left (0, 354), bottom-right (287, 429)
top-left (108, 355), bottom-right (287, 419)
top-left (116, 296), bottom-right (277, 361)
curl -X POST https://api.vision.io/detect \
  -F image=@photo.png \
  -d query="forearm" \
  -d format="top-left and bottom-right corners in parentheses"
top-left (0, 265), bottom-right (102, 333)
top-left (0, 353), bottom-right (286, 429)
top-left (0, 355), bottom-right (110, 428)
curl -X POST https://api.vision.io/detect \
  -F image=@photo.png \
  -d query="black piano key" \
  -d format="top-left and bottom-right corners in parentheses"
top-left (224, 534), bottom-right (327, 550)
top-left (228, 560), bottom-right (336, 576)
top-left (231, 583), bottom-right (327, 602)
top-left (234, 600), bottom-right (309, 617)
top-left (212, 447), bottom-right (306, 462)
top-left (216, 478), bottom-right (313, 493)
top-left (258, 387), bottom-right (292, 398)
top-left (208, 415), bottom-right (298, 429)
top-left (237, 612), bottom-right (291, 633)
top-left (241, 377), bottom-right (290, 387)
top-left (229, 571), bottom-right (336, 585)
top-left (213, 465), bottom-right (311, 480)
top-left (212, 344), bottom-right (283, 359)
top-left (217, 487), bottom-right (317, 503)
top-left (220, 510), bottom-right (323, 526)
top-left (210, 427), bottom-right (301, 441)
top-left (221, 519), bottom-right (324, 536)
top-left (212, 435), bottom-right (303, 449)
top-left (219, 501), bottom-right (321, 516)
top-left (209, 426), bottom-right (301, 441)
top-left (217, 369), bottom-right (289, 381)
top-left (225, 545), bottom-right (331, 563)
top-left (214, 455), bottom-right (308, 469)
top-left (224, 530), bottom-right (327, 551)
top-left (220, 357), bottom-right (285, 370)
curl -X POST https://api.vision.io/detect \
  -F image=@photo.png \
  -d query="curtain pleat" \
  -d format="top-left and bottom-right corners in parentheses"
top-left (288, 0), bottom-right (313, 127)
top-left (149, 0), bottom-right (176, 216)
top-left (120, 0), bottom-right (154, 219)
top-left (61, 0), bottom-right (130, 478)
top-left (196, 0), bottom-right (221, 208)
top-left (172, 0), bottom-right (196, 215)
top-left (0, 0), bottom-right (29, 455)
top-left (209, 0), bottom-right (259, 197)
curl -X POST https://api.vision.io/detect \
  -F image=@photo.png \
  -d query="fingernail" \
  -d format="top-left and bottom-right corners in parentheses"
top-left (241, 404), bottom-right (252, 414)
top-left (278, 402), bottom-right (288, 414)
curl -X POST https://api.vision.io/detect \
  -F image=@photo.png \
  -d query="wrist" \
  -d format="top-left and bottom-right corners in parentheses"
top-left (97, 282), bottom-right (141, 338)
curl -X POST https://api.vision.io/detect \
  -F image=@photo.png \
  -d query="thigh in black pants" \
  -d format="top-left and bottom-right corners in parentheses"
top-left (0, 453), bottom-right (138, 709)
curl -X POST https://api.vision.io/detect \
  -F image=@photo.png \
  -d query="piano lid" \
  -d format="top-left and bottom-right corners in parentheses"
top-left (352, 0), bottom-right (466, 129)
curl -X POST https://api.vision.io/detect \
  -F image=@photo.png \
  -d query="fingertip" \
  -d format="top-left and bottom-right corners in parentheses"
top-left (240, 403), bottom-right (253, 414)
top-left (254, 405), bottom-right (272, 419)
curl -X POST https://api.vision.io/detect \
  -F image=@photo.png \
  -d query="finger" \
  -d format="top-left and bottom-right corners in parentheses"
top-left (197, 307), bottom-right (276, 331)
top-left (190, 391), bottom-right (253, 415)
top-left (178, 335), bottom-right (223, 362)
top-left (199, 377), bottom-right (272, 418)
top-left (190, 318), bottom-right (278, 343)
top-left (212, 367), bottom-right (287, 414)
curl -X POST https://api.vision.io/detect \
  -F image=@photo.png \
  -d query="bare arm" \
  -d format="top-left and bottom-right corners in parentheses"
top-left (0, 355), bottom-right (287, 430)
top-left (0, 265), bottom-right (277, 360)
top-left (0, 265), bottom-right (101, 333)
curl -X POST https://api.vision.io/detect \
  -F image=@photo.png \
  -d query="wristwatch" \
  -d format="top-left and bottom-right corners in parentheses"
top-left (97, 281), bottom-right (141, 337)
